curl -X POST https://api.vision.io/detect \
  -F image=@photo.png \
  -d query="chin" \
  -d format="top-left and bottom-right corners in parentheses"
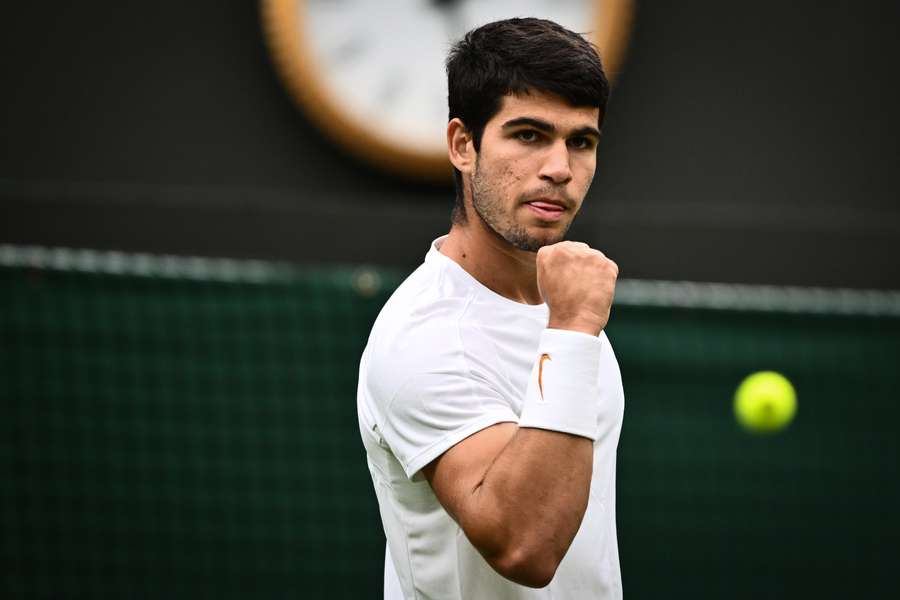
top-left (508, 229), bottom-right (567, 252)
top-left (533, 224), bottom-right (570, 244)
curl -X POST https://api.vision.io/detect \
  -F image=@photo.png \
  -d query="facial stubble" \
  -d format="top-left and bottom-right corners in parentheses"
top-left (470, 158), bottom-right (580, 253)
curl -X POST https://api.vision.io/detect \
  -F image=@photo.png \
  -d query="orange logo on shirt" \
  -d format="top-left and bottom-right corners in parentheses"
top-left (538, 353), bottom-right (551, 399)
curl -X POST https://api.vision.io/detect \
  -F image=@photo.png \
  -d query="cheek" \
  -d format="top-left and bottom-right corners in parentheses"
top-left (576, 163), bottom-right (596, 189)
top-left (504, 155), bottom-right (535, 185)
top-left (489, 162), bottom-right (523, 192)
top-left (583, 171), bottom-right (595, 192)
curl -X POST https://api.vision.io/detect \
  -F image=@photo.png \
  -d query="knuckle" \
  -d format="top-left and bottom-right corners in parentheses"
top-left (607, 258), bottom-right (619, 275)
top-left (538, 245), bottom-right (557, 261)
top-left (563, 241), bottom-right (588, 256)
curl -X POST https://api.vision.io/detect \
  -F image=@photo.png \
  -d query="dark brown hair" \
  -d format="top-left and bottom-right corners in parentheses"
top-left (446, 17), bottom-right (610, 221)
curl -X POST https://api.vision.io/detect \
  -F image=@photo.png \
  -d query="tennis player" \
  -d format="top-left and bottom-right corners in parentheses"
top-left (357, 18), bottom-right (624, 599)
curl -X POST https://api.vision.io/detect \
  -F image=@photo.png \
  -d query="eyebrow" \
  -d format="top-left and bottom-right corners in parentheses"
top-left (501, 117), bottom-right (601, 139)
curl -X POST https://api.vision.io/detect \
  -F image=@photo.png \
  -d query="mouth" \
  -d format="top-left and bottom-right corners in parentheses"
top-left (524, 199), bottom-right (567, 222)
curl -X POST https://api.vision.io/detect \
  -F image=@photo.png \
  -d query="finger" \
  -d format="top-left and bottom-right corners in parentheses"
top-left (607, 259), bottom-right (619, 277)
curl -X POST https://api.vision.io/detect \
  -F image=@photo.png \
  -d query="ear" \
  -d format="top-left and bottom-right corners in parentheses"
top-left (447, 118), bottom-right (475, 174)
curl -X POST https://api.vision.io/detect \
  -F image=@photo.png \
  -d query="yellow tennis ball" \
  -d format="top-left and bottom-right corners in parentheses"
top-left (734, 371), bottom-right (797, 433)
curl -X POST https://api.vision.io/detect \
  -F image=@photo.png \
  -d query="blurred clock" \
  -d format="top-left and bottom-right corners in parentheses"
top-left (260, 0), bottom-right (634, 181)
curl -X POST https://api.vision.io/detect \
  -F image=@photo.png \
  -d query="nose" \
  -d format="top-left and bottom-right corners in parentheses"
top-left (538, 140), bottom-right (573, 185)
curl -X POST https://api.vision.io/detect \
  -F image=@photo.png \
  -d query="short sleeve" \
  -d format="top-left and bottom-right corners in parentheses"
top-left (370, 322), bottom-right (519, 479)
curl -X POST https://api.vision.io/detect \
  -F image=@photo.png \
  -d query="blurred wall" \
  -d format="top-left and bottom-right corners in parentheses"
top-left (2, 0), bottom-right (898, 289)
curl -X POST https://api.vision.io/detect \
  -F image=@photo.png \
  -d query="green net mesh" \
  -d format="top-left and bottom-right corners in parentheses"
top-left (2, 247), bottom-right (898, 599)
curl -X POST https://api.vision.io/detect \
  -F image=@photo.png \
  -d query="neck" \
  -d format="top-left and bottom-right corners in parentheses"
top-left (440, 217), bottom-right (543, 305)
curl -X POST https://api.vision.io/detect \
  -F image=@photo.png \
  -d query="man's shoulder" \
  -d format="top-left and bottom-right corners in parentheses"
top-left (358, 260), bottom-right (473, 415)
top-left (370, 256), bottom-right (474, 342)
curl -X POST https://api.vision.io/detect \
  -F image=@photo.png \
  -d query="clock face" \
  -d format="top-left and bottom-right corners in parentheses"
top-left (261, 0), bottom-right (633, 181)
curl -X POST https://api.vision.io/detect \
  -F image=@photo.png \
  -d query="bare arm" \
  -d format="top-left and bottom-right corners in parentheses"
top-left (424, 242), bottom-right (618, 588)
top-left (423, 422), bottom-right (592, 588)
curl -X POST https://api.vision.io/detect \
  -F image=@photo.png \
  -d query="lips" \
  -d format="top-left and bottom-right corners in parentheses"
top-left (525, 200), bottom-right (566, 221)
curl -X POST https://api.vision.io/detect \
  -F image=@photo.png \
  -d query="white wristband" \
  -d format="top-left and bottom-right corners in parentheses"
top-left (518, 328), bottom-right (604, 441)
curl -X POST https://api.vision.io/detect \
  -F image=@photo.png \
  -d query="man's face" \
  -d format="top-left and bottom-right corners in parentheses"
top-left (469, 90), bottom-right (601, 252)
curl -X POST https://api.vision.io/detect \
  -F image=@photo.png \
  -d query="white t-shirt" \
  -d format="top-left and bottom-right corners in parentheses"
top-left (357, 237), bottom-right (625, 599)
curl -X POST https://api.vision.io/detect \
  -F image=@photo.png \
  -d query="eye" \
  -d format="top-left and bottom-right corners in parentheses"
top-left (568, 136), bottom-right (596, 150)
top-left (515, 130), bottom-right (539, 143)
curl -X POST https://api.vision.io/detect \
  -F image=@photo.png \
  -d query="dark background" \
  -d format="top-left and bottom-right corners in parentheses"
top-left (1, 1), bottom-right (898, 289)
top-left (3, 3), bottom-right (900, 598)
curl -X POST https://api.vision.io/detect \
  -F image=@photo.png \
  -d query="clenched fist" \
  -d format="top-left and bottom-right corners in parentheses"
top-left (537, 241), bottom-right (619, 336)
